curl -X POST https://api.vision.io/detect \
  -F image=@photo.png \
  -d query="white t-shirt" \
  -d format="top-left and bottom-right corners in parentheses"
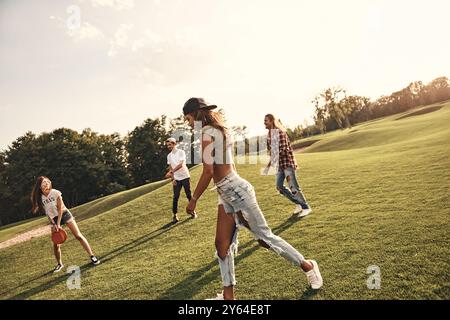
top-left (41, 189), bottom-right (66, 219)
top-left (167, 148), bottom-right (190, 181)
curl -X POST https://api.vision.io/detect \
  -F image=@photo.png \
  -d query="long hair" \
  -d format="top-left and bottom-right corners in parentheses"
top-left (193, 109), bottom-right (232, 163)
top-left (192, 109), bottom-right (228, 137)
top-left (265, 114), bottom-right (286, 132)
top-left (31, 176), bottom-right (50, 214)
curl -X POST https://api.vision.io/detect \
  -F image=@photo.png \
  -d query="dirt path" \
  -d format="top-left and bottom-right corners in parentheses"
top-left (0, 225), bottom-right (51, 250)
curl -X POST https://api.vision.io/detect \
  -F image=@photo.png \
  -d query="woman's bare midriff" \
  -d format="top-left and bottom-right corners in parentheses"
top-left (212, 164), bottom-right (234, 183)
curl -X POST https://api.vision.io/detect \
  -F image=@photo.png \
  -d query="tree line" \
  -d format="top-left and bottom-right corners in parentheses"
top-left (287, 76), bottom-right (450, 140)
top-left (0, 117), bottom-right (186, 226)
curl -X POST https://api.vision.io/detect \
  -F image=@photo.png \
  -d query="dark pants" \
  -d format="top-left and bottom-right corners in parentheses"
top-left (173, 178), bottom-right (192, 214)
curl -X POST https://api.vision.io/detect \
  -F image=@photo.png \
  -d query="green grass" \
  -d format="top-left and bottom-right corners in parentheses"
top-left (0, 179), bottom-right (171, 243)
top-left (0, 103), bottom-right (449, 300)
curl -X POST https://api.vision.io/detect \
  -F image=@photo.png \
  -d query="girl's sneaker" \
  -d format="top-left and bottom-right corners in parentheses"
top-left (91, 256), bottom-right (101, 265)
top-left (53, 263), bottom-right (64, 273)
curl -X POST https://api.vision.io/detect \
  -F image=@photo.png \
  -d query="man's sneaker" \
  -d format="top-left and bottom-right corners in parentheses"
top-left (206, 292), bottom-right (224, 300)
top-left (305, 260), bottom-right (323, 289)
top-left (293, 205), bottom-right (303, 215)
top-left (53, 263), bottom-right (64, 273)
top-left (91, 256), bottom-right (101, 265)
top-left (297, 208), bottom-right (312, 218)
top-left (173, 214), bottom-right (179, 223)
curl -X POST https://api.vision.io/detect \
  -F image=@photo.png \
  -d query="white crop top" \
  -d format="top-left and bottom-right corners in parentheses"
top-left (202, 125), bottom-right (234, 165)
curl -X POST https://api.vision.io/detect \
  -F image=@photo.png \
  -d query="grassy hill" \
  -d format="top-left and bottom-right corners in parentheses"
top-left (0, 179), bottom-right (171, 243)
top-left (0, 102), bottom-right (449, 300)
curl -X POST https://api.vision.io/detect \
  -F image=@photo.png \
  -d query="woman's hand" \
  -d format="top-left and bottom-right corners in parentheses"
top-left (172, 179), bottom-right (177, 187)
top-left (52, 224), bottom-right (59, 232)
top-left (165, 171), bottom-right (173, 179)
top-left (186, 198), bottom-right (197, 215)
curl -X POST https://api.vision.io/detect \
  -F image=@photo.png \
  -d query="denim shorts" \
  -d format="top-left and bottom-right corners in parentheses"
top-left (52, 211), bottom-right (74, 225)
top-left (216, 171), bottom-right (255, 215)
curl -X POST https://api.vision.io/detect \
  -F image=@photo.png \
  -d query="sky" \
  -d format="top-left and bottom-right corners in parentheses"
top-left (1, 0), bottom-right (450, 150)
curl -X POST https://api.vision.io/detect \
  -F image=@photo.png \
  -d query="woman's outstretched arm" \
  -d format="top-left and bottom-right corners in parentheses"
top-left (186, 138), bottom-right (214, 214)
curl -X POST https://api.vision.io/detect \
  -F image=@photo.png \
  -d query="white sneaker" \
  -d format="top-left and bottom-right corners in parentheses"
top-left (297, 208), bottom-right (312, 218)
top-left (293, 205), bottom-right (303, 215)
top-left (305, 260), bottom-right (323, 289)
top-left (206, 292), bottom-right (224, 300)
top-left (53, 263), bottom-right (64, 273)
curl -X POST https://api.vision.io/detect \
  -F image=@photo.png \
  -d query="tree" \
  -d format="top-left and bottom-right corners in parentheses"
top-left (96, 132), bottom-right (130, 193)
top-left (0, 151), bottom-right (10, 226)
top-left (320, 87), bottom-right (350, 129)
top-left (126, 116), bottom-right (170, 186)
top-left (423, 77), bottom-right (450, 104)
top-left (343, 95), bottom-right (372, 124)
top-left (312, 96), bottom-right (327, 134)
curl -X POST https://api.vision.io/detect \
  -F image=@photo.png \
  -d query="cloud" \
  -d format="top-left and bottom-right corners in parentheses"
top-left (67, 22), bottom-right (105, 41)
top-left (108, 24), bottom-right (134, 57)
top-left (131, 38), bottom-right (146, 52)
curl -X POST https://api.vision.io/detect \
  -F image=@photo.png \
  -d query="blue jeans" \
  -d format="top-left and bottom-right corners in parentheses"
top-left (216, 171), bottom-right (306, 286)
top-left (276, 167), bottom-right (310, 209)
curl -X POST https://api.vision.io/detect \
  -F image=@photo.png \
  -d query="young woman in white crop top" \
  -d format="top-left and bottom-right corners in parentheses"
top-left (182, 98), bottom-right (323, 300)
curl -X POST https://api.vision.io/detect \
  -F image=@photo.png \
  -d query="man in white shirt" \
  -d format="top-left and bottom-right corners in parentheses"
top-left (165, 138), bottom-right (196, 223)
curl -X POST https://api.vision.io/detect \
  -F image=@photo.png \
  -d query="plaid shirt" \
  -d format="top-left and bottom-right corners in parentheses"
top-left (267, 129), bottom-right (298, 171)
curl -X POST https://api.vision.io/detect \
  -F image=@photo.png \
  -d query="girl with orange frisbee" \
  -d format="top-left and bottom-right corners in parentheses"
top-left (31, 176), bottom-right (100, 273)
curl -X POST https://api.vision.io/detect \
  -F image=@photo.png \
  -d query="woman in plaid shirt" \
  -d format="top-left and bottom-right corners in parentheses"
top-left (264, 114), bottom-right (312, 217)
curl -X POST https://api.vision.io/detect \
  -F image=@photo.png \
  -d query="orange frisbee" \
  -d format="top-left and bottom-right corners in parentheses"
top-left (51, 228), bottom-right (68, 245)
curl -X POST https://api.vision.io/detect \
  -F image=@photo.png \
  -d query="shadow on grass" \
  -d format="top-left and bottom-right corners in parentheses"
top-left (5, 219), bottom-right (189, 300)
top-left (0, 271), bottom-right (53, 297)
top-left (100, 219), bottom-right (189, 264)
top-left (7, 262), bottom-right (98, 300)
top-left (158, 215), bottom-right (305, 300)
top-left (395, 105), bottom-right (443, 120)
top-left (299, 287), bottom-right (320, 300)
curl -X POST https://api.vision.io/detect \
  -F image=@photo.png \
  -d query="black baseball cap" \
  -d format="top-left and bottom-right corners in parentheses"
top-left (183, 98), bottom-right (217, 116)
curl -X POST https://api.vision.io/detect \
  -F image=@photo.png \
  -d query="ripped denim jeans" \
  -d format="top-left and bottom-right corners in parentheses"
top-left (276, 166), bottom-right (310, 210)
top-left (215, 171), bottom-right (306, 287)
